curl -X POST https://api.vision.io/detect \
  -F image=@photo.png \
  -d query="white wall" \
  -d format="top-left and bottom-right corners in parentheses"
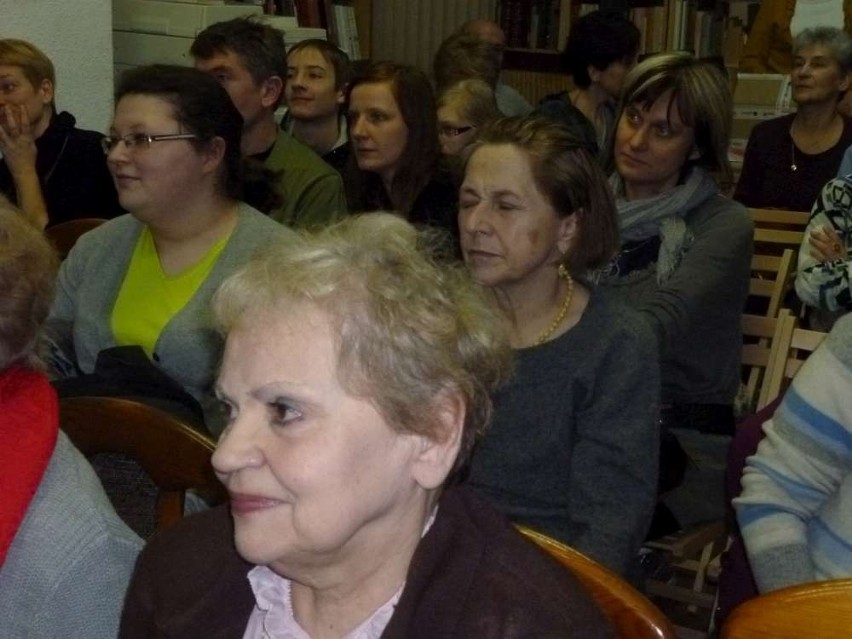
top-left (0, 0), bottom-right (114, 133)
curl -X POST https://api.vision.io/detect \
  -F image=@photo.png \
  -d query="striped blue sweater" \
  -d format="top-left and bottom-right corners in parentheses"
top-left (734, 312), bottom-right (852, 592)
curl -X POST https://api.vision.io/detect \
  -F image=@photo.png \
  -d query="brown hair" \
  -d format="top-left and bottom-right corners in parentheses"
top-left (287, 38), bottom-right (352, 91)
top-left (345, 62), bottom-right (440, 218)
top-left (0, 200), bottom-right (59, 371)
top-left (616, 51), bottom-right (733, 188)
top-left (475, 116), bottom-right (620, 274)
top-left (433, 33), bottom-right (501, 92)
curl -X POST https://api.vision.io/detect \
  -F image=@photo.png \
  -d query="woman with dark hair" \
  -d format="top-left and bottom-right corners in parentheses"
top-left (599, 52), bottom-right (753, 528)
top-left (44, 65), bottom-right (289, 436)
top-left (535, 10), bottom-right (640, 158)
top-left (460, 115), bottom-right (659, 578)
top-left (344, 62), bottom-right (457, 235)
top-left (735, 27), bottom-right (852, 211)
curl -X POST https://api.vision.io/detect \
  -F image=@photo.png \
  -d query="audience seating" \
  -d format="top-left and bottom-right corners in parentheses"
top-left (721, 579), bottom-right (852, 638)
top-left (741, 309), bottom-right (796, 412)
top-left (60, 396), bottom-right (226, 533)
top-left (643, 309), bottom-right (805, 636)
top-left (518, 526), bottom-right (676, 639)
top-left (749, 209), bottom-right (809, 257)
top-left (760, 322), bottom-right (828, 404)
top-left (748, 249), bottom-right (794, 320)
top-left (44, 217), bottom-right (107, 258)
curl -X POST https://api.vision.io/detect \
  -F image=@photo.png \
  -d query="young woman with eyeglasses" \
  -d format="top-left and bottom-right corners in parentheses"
top-left (43, 64), bottom-right (289, 436)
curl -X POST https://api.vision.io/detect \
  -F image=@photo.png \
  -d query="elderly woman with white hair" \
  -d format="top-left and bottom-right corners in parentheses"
top-left (119, 213), bottom-right (614, 639)
top-left (0, 203), bottom-right (141, 638)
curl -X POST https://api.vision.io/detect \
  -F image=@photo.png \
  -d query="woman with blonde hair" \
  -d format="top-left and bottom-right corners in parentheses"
top-left (600, 52), bottom-right (753, 528)
top-left (119, 213), bottom-right (612, 638)
top-left (460, 115), bottom-right (660, 578)
top-left (436, 78), bottom-right (499, 161)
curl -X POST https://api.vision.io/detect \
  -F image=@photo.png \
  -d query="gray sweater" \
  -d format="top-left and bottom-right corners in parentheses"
top-left (45, 206), bottom-right (290, 433)
top-left (0, 432), bottom-right (142, 638)
top-left (467, 290), bottom-right (660, 577)
top-left (600, 195), bottom-right (753, 406)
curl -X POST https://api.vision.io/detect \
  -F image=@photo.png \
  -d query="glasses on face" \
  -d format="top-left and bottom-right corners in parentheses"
top-left (100, 132), bottom-right (198, 155)
top-left (438, 125), bottom-right (475, 138)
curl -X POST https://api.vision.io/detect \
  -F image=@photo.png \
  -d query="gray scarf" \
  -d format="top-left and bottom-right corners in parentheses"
top-left (609, 168), bottom-right (718, 283)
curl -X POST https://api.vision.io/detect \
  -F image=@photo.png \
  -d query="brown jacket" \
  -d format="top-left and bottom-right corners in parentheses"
top-left (119, 486), bottom-right (613, 638)
top-left (740, 0), bottom-right (852, 74)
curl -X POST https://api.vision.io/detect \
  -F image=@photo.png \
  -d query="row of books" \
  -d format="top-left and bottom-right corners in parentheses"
top-left (575, 1), bottom-right (730, 59)
top-left (498, 0), bottom-right (571, 51)
top-left (328, 1), bottom-right (361, 59)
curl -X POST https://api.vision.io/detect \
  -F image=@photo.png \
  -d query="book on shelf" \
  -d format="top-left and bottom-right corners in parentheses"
top-left (499, 0), bottom-right (570, 52)
top-left (327, 1), bottom-right (360, 59)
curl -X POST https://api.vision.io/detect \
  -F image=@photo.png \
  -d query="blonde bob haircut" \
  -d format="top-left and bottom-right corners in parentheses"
top-left (0, 200), bottom-right (59, 371)
top-left (437, 79), bottom-right (500, 129)
top-left (0, 39), bottom-right (56, 91)
top-left (617, 51), bottom-right (733, 187)
top-left (473, 116), bottom-right (620, 275)
top-left (213, 213), bottom-right (513, 473)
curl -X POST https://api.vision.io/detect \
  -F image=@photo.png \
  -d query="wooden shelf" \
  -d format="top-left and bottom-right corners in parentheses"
top-left (504, 48), bottom-right (566, 73)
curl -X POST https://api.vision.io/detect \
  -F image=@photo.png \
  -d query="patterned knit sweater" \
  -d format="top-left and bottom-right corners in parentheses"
top-left (795, 175), bottom-right (852, 312)
top-left (734, 312), bottom-right (852, 592)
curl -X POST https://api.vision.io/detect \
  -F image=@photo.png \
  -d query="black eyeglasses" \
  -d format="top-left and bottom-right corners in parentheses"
top-left (101, 133), bottom-right (198, 155)
top-left (438, 125), bottom-right (475, 138)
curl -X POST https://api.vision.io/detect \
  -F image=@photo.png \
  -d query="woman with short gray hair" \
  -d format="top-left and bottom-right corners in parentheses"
top-left (736, 27), bottom-right (852, 211)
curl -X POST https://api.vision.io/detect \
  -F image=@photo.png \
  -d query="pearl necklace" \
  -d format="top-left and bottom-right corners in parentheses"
top-left (534, 272), bottom-right (574, 346)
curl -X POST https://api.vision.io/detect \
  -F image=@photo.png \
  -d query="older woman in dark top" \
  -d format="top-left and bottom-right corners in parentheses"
top-left (120, 214), bottom-right (614, 639)
top-left (460, 116), bottom-right (659, 579)
top-left (735, 27), bottom-right (852, 211)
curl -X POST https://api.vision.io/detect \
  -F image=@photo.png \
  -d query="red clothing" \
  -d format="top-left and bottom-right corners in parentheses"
top-left (0, 368), bottom-right (58, 565)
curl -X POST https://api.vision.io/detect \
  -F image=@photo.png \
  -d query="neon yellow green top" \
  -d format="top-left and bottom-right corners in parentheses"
top-left (111, 227), bottom-right (230, 357)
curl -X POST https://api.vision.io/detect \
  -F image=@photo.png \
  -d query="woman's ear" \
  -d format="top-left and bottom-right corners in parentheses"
top-left (201, 136), bottom-right (227, 175)
top-left (556, 209), bottom-right (581, 256)
top-left (409, 390), bottom-right (465, 490)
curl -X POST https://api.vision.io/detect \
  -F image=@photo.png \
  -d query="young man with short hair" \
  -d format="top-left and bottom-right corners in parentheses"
top-left (282, 39), bottom-right (351, 173)
top-left (0, 39), bottom-right (121, 229)
top-left (191, 18), bottom-right (346, 229)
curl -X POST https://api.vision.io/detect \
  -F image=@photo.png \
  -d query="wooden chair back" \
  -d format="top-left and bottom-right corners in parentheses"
top-left (760, 324), bottom-right (828, 404)
top-left (749, 249), bottom-right (795, 318)
top-left (60, 396), bottom-right (226, 532)
top-left (741, 310), bottom-right (796, 412)
top-left (722, 578), bottom-right (852, 638)
top-left (45, 217), bottom-right (107, 258)
top-left (749, 208), bottom-right (809, 257)
top-left (519, 526), bottom-right (676, 639)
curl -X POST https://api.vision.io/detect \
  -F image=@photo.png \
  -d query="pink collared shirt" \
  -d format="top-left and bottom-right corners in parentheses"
top-left (242, 510), bottom-right (436, 639)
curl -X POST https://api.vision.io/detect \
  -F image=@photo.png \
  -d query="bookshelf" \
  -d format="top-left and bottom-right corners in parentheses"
top-left (498, 0), bottom-right (735, 69)
top-left (292, 0), bottom-right (372, 59)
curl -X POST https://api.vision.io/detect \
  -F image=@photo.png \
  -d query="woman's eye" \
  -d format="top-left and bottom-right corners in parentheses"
top-left (655, 126), bottom-right (672, 138)
top-left (270, 401), bottom-right (302, 426)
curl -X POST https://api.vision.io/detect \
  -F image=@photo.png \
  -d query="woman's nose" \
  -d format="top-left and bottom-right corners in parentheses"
top-left (628, 126), bottom-right (648, 150)
top-left (211, 415), bottom-right (263, 475)
top-left (350, 116), bottom-right (367, 139)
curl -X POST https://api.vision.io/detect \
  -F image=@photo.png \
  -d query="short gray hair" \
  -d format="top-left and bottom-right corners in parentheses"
top-left (794, 27), bottom-right (852, 73)
top-left (213, 213), bottom-right (513, 473)
top-left (0, 201), bottom-right (58, 371)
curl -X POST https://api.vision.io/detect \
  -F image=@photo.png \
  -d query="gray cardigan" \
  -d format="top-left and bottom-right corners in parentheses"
top-left (467, 290), bottom-right (660, 578)
top-left (45, 205), bottom-right (290, 432)
top-left (0, 432), bottom-right (142, 638)
top-left (600, 194), bottom-right (753, 406)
